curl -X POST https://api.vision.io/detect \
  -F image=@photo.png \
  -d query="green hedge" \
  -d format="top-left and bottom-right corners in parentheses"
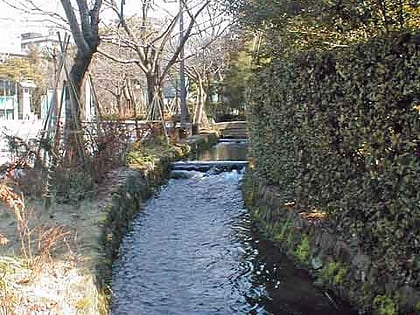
top-left (248, 32), bottom-right (420, 288)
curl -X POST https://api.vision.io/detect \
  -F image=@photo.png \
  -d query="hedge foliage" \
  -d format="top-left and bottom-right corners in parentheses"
top-left (225, 0), bottom-right (420, 55)
top-left (248, 32), bottom-right (420, 288)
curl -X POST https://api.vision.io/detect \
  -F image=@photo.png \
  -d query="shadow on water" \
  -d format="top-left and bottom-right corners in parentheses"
top-left (111, 142), bottom-right (356, 315)
top-left (242, 225), bottom-right (355, 314)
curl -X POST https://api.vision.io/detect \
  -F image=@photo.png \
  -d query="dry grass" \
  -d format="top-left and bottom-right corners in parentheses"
top-left (0, 181), bottom-right (105, 314)
top-left (0, 120), bottom-right (147, 314)
top-left (0, 257), bottom-right (101, 314)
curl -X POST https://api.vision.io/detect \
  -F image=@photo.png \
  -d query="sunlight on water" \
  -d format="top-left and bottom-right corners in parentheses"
top-left (112, 143), bottom-right (355, 315)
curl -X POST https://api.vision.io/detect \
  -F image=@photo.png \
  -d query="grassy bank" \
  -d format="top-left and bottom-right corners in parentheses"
top-left (0, 133), bottom-right (217, 314)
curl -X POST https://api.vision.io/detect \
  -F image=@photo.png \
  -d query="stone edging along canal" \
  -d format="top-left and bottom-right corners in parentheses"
top-left (242, 171), bottom-right (420, 315)
top-left (93, 133), bottom-right (218, 313)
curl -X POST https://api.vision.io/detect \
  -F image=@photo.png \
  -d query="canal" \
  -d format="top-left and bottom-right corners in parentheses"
top-left (111, 141), bottom-right (355, 314)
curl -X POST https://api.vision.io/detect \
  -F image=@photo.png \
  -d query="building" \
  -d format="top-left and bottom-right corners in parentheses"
top-left (21, 30), bottom-right (61, 55)
top-left (0, 20), bottom-right (38, 120)
top-left (0, 78), bottom-right (36, 120)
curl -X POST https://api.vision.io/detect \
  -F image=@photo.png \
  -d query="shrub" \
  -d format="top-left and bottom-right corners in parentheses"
top-left (373, 295), bottom-right (398, 315)
top-left (248, 32), bottom-right (420, 288)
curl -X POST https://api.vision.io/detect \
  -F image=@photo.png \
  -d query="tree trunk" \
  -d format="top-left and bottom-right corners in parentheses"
top-left (194, 77), bottom-right (209, 130)
top-left (59, 0), bottom-right (102, 166)
top-left (125, 77), bottom-right (135, 117)
top-left (116, 92), bottom-right (122, 116)
top-left (64, 50), bottom-right (93, 165)
top-left (145, 72), bottom-right (165, 121)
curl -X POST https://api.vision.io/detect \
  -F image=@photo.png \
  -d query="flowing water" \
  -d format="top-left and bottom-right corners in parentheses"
top-left (111, 142), bottom-right (355, 315)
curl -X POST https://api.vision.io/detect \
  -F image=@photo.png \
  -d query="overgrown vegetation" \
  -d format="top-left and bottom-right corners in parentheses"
top-left (126, 142), bottom-right (189, 168)
top-left (0, 181), bottom-right (97, 313)
top-left (294, 236), bottom-right (310, 263)
top-left (226, 0), bottom-right (420, 54)
top-left (224, 0), bottom-right (420, 313)
top-left (216, 38), bottom-right (253, 121)
top-left (373, 295), bottom-right (398, 315)
top-left (247, 32), bottom-right (419, 291)
top-left (321, 262), bottom-right (348, 286)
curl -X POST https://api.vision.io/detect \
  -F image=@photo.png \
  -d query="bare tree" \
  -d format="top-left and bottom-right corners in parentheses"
top-left (185, 3), bottom-right (231, 128)
top-left (59, 0), bottom-right (102, 163)
top-left (101, 0), bottom-right (210, 122)
top-left (2, 0), bottom-right (103, 163)
top-left (91, 43), bottom-right (146, 119)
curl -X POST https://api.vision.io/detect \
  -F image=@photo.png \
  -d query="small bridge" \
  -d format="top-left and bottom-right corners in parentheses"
top-left (213, 121), bottom-right (248, 139)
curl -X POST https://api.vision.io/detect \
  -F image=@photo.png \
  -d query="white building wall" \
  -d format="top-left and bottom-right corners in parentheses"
top-left (22, 88), bottom-right (33, 119)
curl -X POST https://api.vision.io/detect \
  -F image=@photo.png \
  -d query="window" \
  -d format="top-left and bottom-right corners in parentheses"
top-left (6, 109), bottom-right (14, 120)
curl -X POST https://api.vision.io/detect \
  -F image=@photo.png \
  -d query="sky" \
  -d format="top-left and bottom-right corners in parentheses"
top-left (0, 0), bottom-right (63, 53)
top-left (0, 2), bottom-right (24, 54)
top-left (0, 0), bottom-right (207, 54)
top-left (0, 0), bottom-right (180, 26)
top-left (0, 0), bottom-right (63, 26)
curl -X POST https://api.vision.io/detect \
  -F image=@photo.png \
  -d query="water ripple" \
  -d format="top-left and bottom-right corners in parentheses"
top-left (112, 171), bottom-right (355, 315)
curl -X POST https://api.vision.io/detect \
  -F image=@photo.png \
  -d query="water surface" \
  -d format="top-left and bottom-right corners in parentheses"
top-left (112, 143), bottom-right (355, 315)
top-left (196, 141), bottom-right (248, 161)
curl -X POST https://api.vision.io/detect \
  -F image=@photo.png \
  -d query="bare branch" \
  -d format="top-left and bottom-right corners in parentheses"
top-left (161, 0), bottom-right (211, 82)
top-left (60, 0), bottom-right (90, 53)
top-left (90, 0), bottom-right (103, 44)
top-left (97, 49), bottom-right (150, 74)
top-left (150, 11), bottom-right (180, 46)
top-left (105, 0), bottom-right (147, 63)
top-left (2, 0), bottom-right (68, 25)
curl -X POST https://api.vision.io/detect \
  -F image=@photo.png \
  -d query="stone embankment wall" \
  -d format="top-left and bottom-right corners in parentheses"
top-left (245, 32), bottom-right (419, 315)
top-left (93, 133), bottom-right (217, 312)
top-left (243, 172), bottom-right (420, 315)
